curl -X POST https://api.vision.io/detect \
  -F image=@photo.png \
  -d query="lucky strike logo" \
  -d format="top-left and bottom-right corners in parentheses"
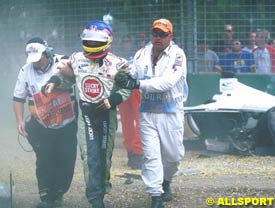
top-left (82, 76), bottom-right (103, 100)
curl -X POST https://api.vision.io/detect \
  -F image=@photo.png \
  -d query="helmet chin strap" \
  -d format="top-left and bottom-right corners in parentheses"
top-left (83, 52), bottom-right (107, 67)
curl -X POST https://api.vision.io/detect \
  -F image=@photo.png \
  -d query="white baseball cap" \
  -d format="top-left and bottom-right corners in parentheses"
top-left (26, 42), bottom-right (47, 63)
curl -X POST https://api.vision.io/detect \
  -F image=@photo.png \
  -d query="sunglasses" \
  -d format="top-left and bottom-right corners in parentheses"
top-left (151, 31), bottom-right (169, 38)
top-left (225, 30), bottom-right (232, 33)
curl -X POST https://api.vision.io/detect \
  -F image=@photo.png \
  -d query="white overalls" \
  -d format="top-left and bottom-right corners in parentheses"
top-left (132, 42), bottom-right (187, 196)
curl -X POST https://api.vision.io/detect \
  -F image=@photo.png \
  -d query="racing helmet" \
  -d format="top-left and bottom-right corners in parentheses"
top-left (81, 20), bottom-right (113, 59)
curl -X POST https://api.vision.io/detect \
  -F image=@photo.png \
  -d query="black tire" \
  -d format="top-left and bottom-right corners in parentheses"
top-left (186, 113), bottom-right (201, 136)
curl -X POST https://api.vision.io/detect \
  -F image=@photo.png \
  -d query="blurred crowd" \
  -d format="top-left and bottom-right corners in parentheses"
top-left (197, 24), bottom-right (275, 74)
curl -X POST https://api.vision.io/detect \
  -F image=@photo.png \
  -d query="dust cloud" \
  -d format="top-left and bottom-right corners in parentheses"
top-left (0, 2), bottom-right (73, 139)
top-left (0, 1), bottom-right (139, 141)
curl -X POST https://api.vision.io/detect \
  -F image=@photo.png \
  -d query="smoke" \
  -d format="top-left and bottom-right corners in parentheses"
top-left (0, 1), bottom-right (146, 138)
top-left (0, 2), bottom-right (56, 137)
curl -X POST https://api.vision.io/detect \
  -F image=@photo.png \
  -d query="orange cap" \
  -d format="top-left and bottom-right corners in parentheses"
top-left (152, 18), bottom-right (173, 33)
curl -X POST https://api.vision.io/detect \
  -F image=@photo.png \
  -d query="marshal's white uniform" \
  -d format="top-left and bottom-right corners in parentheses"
top-left (132, 42), bottom-right (187, 196)
top-left (14, 55), bottom-right (64, 103)
top-left (13, 54), bottom-right (75, 129)
top-left (13, 50), bottom-right (77, 205)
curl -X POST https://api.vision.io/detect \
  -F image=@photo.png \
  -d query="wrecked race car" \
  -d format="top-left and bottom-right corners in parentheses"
top-left (184, 74), bottom-right (275, 156)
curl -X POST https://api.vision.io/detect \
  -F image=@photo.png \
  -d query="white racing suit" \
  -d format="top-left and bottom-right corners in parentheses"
top-left (56, 52), bottom-right (131, 203)
top-left (132, 42), bottom-right (187, 196)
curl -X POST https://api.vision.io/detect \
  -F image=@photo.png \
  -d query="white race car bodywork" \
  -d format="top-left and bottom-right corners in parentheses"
top-left (185, 78), bottom-right (275, 112)
top-left (184, 78), bottom-right (275, 154)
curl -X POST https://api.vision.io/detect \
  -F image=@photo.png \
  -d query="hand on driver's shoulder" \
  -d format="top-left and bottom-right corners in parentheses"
top-left (57, 59), bottom-right (73, 76)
